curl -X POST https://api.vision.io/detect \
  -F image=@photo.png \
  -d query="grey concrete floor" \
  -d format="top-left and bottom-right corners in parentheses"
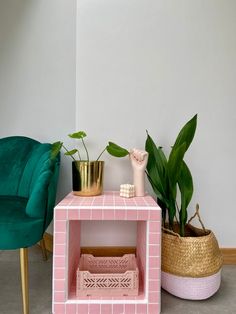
top-left (0, 246), bottom-right (235, 314)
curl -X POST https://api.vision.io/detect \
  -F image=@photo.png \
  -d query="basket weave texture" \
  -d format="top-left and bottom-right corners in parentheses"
top-left (162, 224), bottom-right (223, 278)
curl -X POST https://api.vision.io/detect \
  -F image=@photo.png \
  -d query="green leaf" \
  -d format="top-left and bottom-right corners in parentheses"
top-left (167, 142), bottom-right (187, 192)
top-left (168, 198), bottom-right (176, 228)
top-left (146, 132), bottom-right (167, 175)
top-left (106, 142), bottom-right (129, 157)
top-left (64, 149), bottom-right (78, 156)
top-left (68, 131), bottom-right (87, 139)
top-left (145, 132), bottom-right (168, 196)
top-left (144, 116), bottom-right (197, 232)
top-left (166, 142), bottom-right (187, 227)
top-left (172, 114), bottom-right (197, 153)
top-left (51, 141), bottom-right (62, 160)
top-left (178, 161), bottom-right (193, 236)
top-left (146, 170), bottom-right (169, 208)
top-left (146, 165), bottom-right (166, 200)
top-left (145, 132), bottom-right (174, 223)
top-left (158, 146), bottom-right (168, 169)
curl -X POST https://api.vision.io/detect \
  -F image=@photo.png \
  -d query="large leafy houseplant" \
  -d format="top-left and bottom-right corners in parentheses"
top-left (146, 115), bottom-right (223, 300)
top-left (145, 114), bottom-right (197, 236)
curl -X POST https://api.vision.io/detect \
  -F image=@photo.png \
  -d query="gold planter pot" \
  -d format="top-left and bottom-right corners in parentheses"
top-left (72, 161), bottom-right (104, 196)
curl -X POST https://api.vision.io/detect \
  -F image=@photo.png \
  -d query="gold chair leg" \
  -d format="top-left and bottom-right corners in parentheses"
top-left (40, 237), bottom-right (48, 261)
top-left (20, 248), bottom-right (29, 314)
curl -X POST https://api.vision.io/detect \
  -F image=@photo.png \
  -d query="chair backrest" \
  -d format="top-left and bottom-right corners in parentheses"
top-left (0, 136), bottom-right (60, 227)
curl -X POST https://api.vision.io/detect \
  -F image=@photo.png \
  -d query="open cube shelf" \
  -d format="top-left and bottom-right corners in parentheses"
top-left (53, 192), bottom-right (161, 314)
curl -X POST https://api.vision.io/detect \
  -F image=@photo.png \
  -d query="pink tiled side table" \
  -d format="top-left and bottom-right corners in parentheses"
top-left (52, 191), bottom-right (161, 314)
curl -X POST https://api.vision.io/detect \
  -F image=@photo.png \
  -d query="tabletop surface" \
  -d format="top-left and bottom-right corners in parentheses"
top-left (55, 191), bottom-right (160, 210)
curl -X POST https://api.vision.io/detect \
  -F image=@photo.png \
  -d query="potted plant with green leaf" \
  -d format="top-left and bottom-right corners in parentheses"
top-left (52, 131), bottom-right (129, 196)
top-left (145, 114), bottom-right (223, 300)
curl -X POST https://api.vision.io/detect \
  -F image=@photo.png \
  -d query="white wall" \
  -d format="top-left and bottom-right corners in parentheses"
top-left (0, 0), bottom-right (77, 207)
top-left (77, 0), bottom-right (236, 247)
top-left (0, 1), bottom-right (235, 247)
top-left (81, 221), bottom-right (137, 247)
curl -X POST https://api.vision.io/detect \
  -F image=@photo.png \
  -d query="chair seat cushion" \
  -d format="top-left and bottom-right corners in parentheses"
top-left (0, 196), bottom-right (44, 249)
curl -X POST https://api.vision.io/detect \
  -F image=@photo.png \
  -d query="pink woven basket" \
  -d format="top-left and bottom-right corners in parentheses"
top-left (76, 254), bottom-right (139, 297)
top-left (161, 269), bottom-right (222, 300)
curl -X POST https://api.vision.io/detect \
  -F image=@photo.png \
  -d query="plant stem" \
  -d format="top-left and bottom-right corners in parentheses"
top-left (96, 147), bottom-right (107, 161)
top-left (175, 214), bottom-right (179, 224)
top-left (62, 145), bottom-right (76, 162)
top-left (180, 224), bottom-right (185, 237)
top-left (175, 201), bottom-right (180, 215)
top-left (77, 151), bottom-right (81, 160)
top-left (168, 211), bottom-right (173, 230)
top-left (175, 201), bottom-right (185, 236)
top-left (82, 138), bottom-right (89, 161)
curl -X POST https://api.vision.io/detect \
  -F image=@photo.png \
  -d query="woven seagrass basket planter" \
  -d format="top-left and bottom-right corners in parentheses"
top-left (161, 224), bottom-right (223, 300)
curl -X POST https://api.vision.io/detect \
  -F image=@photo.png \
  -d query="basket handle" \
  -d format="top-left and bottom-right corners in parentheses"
top-left (161, 226), bottom-right (181, 239)
top-left (188, 204), bottom-right (207, 234)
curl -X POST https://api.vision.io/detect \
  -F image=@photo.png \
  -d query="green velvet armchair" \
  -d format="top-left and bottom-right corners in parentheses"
top-left (0, 136), bottom-right (60, 314)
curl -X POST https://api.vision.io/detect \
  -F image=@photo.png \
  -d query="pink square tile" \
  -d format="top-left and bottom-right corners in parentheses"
top-left (149, 280), bottom-right (159, 292)
top-left (126, 210), bottom-right (137, 220)
top-left (113, 304), bottom-right (124, 314)
top-left (149, 291), bottom-right (159, 303)
top-left (55, 232), bottom-right (66, 244)
top-left (54, 292), bottom-right (65, 302)
top-left (68, 210), bottom-right (79, 220)
top-left (81, 200), bottom-right (93, 206)
top-left (104, 199), bottom-right (114, 206)
top-left (149, 245), bottom-right (160, 257)
top-left (124, 304), bottom-right (135, 313)
top-left (53, 303), bottom-right (65, 313)
top-left (115, 209), bottom-right (126, 220)
top-left (135, 198), bottom-right (146, 206)
top-left (54, 245), bottom-right (66, 256)
top-left (89, 304), bottom-right (100, 313)
top-left (103, 209), bottom-right (114, 220)
top-left (149, 256), bottom-right (160, 269)
top-left (124, 198), bottom-right (136, 206)
top-left (92, 209), bottom-right (103, 220)
top-left (54, 280), bottom-right (65, 291)
top-left (54, 256), bottom-right (66, 268)
top-left (66, 304), bottom-right (76, 314)
top-left (77, 304), bottom-right (88, 314)
top-left (137, 210), bottom-right (149, 220)
top-left (101, 304), bottom-right (112, 314)
top-left (149, 221), bottom-right (160, 233)
top-left (114, 200), bottom-right (126, 206)
top-left (148, 303), bottom-right (160, 314)
top-left (55, 220), bottom-right (67, 232)
top-left (93, 196), bottom-right (103, 203)
top-left (137, 304), bottom-right (147, 314)
top-left (55, 209), bottom-right (67, 220)
top-left (80, 209), bottom-right (91, 220)
top-left (57, 199), bottom-right (69, 206)
top-left (149, 210), bottom-right (161, 221)
top-left (149, 233), bottom-right (160, 245)
top-left (54, 268), bottom-right (65, 280)
top-left (149, 268), bottom-right (160, 280)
